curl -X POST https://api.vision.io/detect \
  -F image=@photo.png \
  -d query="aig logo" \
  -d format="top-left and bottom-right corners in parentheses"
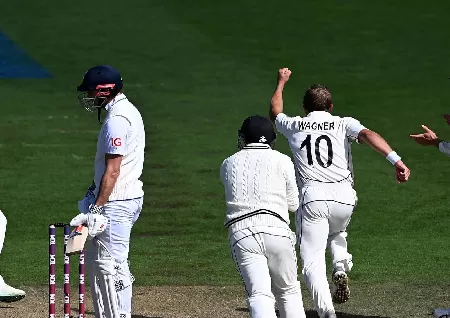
top-left (110, 138), bottom-right (122, 147)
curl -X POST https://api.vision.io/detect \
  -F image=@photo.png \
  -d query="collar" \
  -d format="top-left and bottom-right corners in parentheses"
top-left (306, 111), bottom-right (332, 118)
top-left (243, 143), bottom-right (271, 150)
top-left (104, 93), bottom-right (127, 112)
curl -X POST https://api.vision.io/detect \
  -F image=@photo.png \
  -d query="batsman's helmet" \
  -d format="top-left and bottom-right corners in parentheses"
top-left (237, 115), bottom-right (277, 150)
top-left (77, 65), bottom-right (123, 112)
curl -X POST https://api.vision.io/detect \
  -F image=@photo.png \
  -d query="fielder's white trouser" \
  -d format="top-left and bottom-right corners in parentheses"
top-left (230, 225), bottom-right (306, 318)
top-left (0, 210), bottom-right (6, 254)
top-left (86, 198), bottom-right (143, 318)
top-left (296, 185), bottom-right (357, 318)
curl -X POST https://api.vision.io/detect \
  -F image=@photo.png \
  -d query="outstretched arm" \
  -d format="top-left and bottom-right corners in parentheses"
top-left (269, 68), bottom-right (292, 122)
top-left (409, 124), bottom-right (450, 156)
top-left (358, 129), bottom-right (410, 183)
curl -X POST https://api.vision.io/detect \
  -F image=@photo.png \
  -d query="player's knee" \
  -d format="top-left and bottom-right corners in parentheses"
top-left (248, 291), bottom-right (274, 303)
top-left (272, 281), bottom-right (301, 297)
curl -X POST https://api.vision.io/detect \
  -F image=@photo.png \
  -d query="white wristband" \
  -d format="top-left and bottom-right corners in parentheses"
top-left (386, 151), bottom-right (401, 165)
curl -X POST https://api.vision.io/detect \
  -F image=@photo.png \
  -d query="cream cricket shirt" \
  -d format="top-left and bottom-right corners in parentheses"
top-left (220, 144), bottom-right (300, 233)
top-left (93, 94), bottom-right (145, 201)
top-left (276, 111), bottom-right (366, 187)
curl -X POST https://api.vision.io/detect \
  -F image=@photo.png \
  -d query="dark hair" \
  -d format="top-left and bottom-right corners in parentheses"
top-left (303, 84), bottom-right (333, 113)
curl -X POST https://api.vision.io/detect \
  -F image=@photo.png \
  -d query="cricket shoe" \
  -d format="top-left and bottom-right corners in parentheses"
top-left (332, 270), bottom-right (350, 304)
top-left (434, 308), bottom-right (450, 318)
top-left (0, 276), bottom-right (26, 303)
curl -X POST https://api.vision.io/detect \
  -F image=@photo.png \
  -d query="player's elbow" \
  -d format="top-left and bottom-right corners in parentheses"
top-left (269, 108), bottom-right (278, 122)
top-left (106, 167), bottom-right (121, 179)
top-left (357, 129), bottom-right (376, 144)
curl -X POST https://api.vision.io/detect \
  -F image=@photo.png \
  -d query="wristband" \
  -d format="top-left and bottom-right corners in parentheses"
top-left (89, 204), bottom-right (104, 214)
top-left (386, 151), bottom-right (401, 165)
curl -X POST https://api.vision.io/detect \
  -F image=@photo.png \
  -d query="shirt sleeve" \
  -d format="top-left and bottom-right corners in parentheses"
top-left (283, 156), bottom-right (300, 212)
top-left (103, 116), bottom-right (130, 155)
top-left (439, 141), bottom-right (450, 157)
top-left (346, 117), bottom-right (366, 141)
top-left (220, 160), bottom-right (227, 185)
top-left (275, 113), bottom-right (299, 138)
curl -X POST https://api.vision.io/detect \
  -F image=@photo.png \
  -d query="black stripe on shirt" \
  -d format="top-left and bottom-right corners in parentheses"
top-left (225, 209), bottom-right (287, 228)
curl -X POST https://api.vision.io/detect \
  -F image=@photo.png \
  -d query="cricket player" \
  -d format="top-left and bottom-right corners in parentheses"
top-left (269, 68), bottom-right (410, 318)
top-left (410, 116), bottom-right (450, 318)
top-left (0, 210), bottom-right (26, 302)
top-left (220, 115), bottom-right (306, 318)
top-left (69, 65), bottom-right (145, 318)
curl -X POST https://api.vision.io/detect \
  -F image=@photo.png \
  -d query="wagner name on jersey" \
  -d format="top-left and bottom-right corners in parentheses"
top-left (275, 111), bottom-right (366, 187)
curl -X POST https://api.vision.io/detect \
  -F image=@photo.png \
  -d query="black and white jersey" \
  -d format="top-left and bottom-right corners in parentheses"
top-left (275, 111), bottom-right (366, 187)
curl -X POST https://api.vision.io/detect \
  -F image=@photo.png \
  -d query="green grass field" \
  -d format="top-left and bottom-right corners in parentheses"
top-left (1, 0), bottom-right (450, 316)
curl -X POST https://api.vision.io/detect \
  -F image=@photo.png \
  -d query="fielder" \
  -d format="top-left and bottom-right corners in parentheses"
top-left (220, 115), bottom-right (306, 318)
top-left (410, 116), bottom-right (450, 318)
top-left (70, 65), bottom-right (145, 318)
top-left (269, 68), bottom-right (410, 318)
top-left (0, 210), bottom-right (26, 303)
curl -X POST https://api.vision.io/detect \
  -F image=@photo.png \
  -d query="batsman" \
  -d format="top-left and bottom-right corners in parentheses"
top-left (69, 65), bottom-right (145, 318)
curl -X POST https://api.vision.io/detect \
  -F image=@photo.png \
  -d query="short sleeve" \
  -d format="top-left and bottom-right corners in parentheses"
top-left (275, 113), bottom-right (300, 138)
top-left (346, 117), bottom-right (366, 141)
top-left (103, 116), bottom-right (130, 155)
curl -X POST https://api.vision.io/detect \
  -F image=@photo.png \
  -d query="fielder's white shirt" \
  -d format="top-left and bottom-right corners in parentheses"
top-left (439, 142), bottom-right (450, 156)
top-left (94, 93), bottom-right (145, 201)
top-left (276, 111), bottom-right (366, 187)
top-left (220, 143), bottom-right (299, 233)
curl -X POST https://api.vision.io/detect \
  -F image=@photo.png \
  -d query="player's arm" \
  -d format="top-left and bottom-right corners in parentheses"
top-left (358, 129), bottom-right (395, 156)
top-left (269, 68), bottom-right (292, 122)
top-left (357, 128), bottom-right (410, 183)
top-left (283, 157), bottom-right (300, 212)
top-left (269, 68), bottom-right (299, 138)
top-left (410, 124), bottom-right (450, 157)
top-left (95, 154), bottom-right (123, 206)
top-left (93, 116), bottom-right (130, 209)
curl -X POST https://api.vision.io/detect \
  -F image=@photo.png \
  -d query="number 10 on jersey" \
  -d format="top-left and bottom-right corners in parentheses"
top-left (300, 134), bottom-right (333, 168)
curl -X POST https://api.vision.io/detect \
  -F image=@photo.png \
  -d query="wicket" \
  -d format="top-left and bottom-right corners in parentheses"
top-left (49, 223), bottom-right (85, 318)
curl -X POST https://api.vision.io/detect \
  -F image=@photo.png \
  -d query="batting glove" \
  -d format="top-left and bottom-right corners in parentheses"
top-left (70, 212), bottom-right (107, 239)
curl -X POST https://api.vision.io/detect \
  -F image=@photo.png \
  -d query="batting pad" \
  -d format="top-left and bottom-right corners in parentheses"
top-left (93, 240), bottom-right (120, 318)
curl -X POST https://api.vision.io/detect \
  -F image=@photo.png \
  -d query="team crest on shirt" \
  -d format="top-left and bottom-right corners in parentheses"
top-left (259, 136), bottom-right (267, 143)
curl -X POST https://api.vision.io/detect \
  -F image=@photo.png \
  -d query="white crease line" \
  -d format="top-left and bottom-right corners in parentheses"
top-left (47, 129), bottom-right (99, 134)
top-left (22, 143), bottom-right (76, 148)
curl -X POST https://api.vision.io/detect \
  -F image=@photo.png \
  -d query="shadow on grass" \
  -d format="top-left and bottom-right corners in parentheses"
top-left (235, 308), bottom-right (390, 318)
top-left (71, 308), bottom-right (161, 318)
top-left (334, 312), bottom-right (390, 318)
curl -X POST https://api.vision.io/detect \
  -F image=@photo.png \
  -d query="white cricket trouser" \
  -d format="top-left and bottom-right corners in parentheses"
top-left (0, 210), bottom-right (6, 255)
top-left (230, 225), bottom-right (306, 318)
top-left (86, 197), bottom-right (143, 318)
top-left (296, 185), bottom-right (357, 318)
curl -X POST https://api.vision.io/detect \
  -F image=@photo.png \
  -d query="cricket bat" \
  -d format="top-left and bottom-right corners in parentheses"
top-left (66, 225), bottom-right (88, 256)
